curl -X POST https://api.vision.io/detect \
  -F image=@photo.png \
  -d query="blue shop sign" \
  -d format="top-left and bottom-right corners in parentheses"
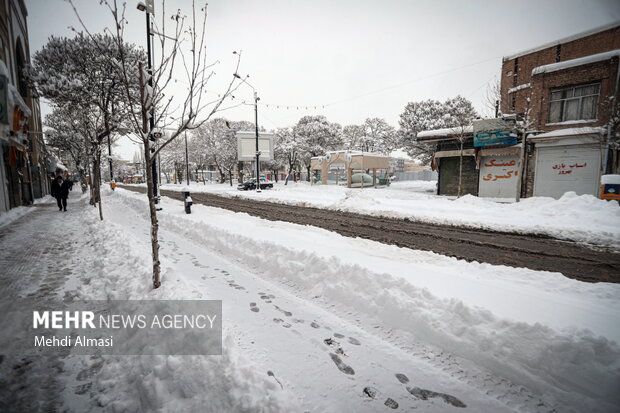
top-left (474, 130), bottom-right (517, 147)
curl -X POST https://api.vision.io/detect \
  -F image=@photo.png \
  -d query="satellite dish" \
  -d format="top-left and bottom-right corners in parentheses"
top-left (318, 157), bottom-right (323, 164)
top-left (325, 154), bottom-right (331, 162)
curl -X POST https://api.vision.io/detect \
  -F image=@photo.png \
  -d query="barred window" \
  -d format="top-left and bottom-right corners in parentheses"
top-left (548, 83), bottom-right (600, 123)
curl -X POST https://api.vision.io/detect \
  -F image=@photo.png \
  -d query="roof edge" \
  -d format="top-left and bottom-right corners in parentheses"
top-left (502, 21), bottom-right (620, 62)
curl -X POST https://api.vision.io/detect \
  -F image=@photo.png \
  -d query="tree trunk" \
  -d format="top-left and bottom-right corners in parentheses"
top-left (306, 166), bottom-right (311, 182)
top-left (89, 158), bottom-right (96, 206)
top-left (229, 170), bottom-right (233, 186)
top-left (237, 161), bottom-right (244, 184)
top-left (140, 62), bottom-right (161, 289)
top-left (94, 153), bottom-right (103, 221)
top-left (285, 162), bottom-right (294, 185)
top-left (144, 144), bottom-right (161, 288)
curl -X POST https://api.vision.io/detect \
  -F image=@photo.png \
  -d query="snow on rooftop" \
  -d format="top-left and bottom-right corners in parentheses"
top-left (503, 22), bottom-right (620, 61)
top-left (532, 49), bottom-right (620, 76)
top-left (507, 83), bottom-right (531, 94)
top-left (529, 126), bottom-right (604, 139)
top-left (417, 125), bottom-right (473, 139)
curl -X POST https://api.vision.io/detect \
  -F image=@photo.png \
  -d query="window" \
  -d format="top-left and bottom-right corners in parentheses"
top-left (548, 83), bottom-right (600, 123)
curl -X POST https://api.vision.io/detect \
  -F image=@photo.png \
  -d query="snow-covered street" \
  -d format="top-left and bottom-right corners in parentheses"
top-left (146, 180), bottom-right (620, 248)
top-left (5, 1), bottom-right (620, 412)
top-left (1, 188), bottom-right (618, 412)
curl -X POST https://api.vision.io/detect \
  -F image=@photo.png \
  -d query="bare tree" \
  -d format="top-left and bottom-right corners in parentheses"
top-left (483, 78), bottom-right (502, 118)
top-left (68, 0), bottom-right (244, 288)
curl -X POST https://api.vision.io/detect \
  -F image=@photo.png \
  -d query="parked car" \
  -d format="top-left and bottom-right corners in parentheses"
top-left (237, 178), bottom-right (274, 190)
top-left (350, 173), bottom-right (374, 188)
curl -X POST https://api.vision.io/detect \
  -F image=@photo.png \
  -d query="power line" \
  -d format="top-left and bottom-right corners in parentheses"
top-left (251, 54), bottom-right (503, 111)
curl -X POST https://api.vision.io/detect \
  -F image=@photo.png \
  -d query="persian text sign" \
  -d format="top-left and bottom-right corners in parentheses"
top-left (0, 300), bottom-right (222, 356)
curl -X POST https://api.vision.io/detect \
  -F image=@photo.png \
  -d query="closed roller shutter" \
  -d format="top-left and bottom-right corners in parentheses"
top-left (533, 144), bottom-right (601, 198)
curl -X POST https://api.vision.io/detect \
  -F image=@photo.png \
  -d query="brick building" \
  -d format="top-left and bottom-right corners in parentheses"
top-left (501, 23), bottom-right (620, 198)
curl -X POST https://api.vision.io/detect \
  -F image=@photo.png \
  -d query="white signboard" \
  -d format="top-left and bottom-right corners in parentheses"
top-left (533, 144), bottom-right (601, 198)
top-left (478, 155), bottom-right (519, 198)
top-left (237, 131), bottom-right (274, 161)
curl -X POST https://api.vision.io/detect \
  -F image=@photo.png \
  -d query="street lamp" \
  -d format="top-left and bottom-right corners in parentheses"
top-left (137, 1), bottom-right (160, 206)
top-left (234, 72), bottom-right (262, 193)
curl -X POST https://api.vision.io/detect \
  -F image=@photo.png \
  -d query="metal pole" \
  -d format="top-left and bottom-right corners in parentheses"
top-left (185, 130), bottom-right (190, 186)
top-left (515, 132), bottom-right (527, 202)
top-left (146, 11), bottom-right (158, 204)
top-left (254, 91), bottom-right (261, 193)
top-left (108, 135), bottom-right (113, 180)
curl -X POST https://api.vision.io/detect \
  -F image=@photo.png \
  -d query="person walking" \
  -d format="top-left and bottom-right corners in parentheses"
top-left (59, 176), bottom-right (71, 211)
top-left (51, 175), bottom-right (70, 211)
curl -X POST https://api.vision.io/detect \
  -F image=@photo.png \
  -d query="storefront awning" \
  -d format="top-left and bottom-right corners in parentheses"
top-left (433, 149), bottom-right (476, 158)
top-left (431, 149), bottom-right (476, 171)
top-left (478, 145), bottom-right (521, 157)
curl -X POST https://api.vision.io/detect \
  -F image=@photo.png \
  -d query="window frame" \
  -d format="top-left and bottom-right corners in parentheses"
top-left (547, 82), bottom-right (600, 124)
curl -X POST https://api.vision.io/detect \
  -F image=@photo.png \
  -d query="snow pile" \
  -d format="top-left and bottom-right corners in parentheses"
top-left (66, 193), bottom-right (298, 412)
top-left (115, 188), bottom-right (620, 412)
top-left (144, 181), bottom-right (620, 247)
top-left (0, 205), bottom-right (36, 228)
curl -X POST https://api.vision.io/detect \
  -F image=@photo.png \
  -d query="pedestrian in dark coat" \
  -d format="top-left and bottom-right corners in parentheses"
top-left (51, 176), bottom-right (70, 211)
top-left (59, 177), bottom-right (71, 211)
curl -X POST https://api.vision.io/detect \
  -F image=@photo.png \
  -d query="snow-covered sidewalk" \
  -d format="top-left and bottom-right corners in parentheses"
top-left (1, 188), bottom-right (619, 412)
top-left (136, 180), bottom-right (620, 248)
top-left (113, 187), bottom-right (618, 412)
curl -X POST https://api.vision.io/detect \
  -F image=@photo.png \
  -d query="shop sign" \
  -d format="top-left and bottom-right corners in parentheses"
top-left (474, 118), bottom-right (517, 147)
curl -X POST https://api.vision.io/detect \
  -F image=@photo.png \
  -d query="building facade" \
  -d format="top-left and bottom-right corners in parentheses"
top-left (0, 0), bottom-right (47, 213)
top-left (501, 23), bottom-right (620, 198)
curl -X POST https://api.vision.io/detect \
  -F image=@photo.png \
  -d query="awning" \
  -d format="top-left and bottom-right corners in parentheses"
top-left (478, 145), bottom-right (521, 157)
top-left (433, 149), bottom-right (476, 158)
top-left (431, 149), bottom-right (476, 171)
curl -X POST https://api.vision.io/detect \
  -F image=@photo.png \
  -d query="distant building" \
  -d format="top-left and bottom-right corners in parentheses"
top-left (0, 0), bottom-right (47, 213)
top-left (501, 23), bottom-right (620, 198)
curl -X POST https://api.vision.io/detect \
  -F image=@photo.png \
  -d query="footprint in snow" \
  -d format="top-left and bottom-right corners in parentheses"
top-left (334, 333), bottom-right (345, 339)
top-left (395, 373), bottom-right (409, 384)
top-left (363, 386), bottom-right (398, 410)
top-left (384, 398), bottom-right (399, 409)
top-left (329, 353), bottom-right (355, 375)
top-left (363, 386), bottom-right (378, 399)
top-left (274, 305), bottom-right (292, 317)
top-left (250, 303), bottom-right (259, 312)
top-left (406, 386), bottom-right (466, 408)
top-left (348, 337), bottom-right (361, 346)
top-left (273, 318), bottom-right (291, 328)
top-left (310, 322), bottom-right (320, 329)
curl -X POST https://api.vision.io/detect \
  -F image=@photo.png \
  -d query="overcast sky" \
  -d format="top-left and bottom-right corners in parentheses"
top-left (26, 0), bottom-right (620, 159)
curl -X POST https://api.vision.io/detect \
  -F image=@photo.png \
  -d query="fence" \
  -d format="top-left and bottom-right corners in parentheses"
top-left (394, 170), bottom-right (438, 181)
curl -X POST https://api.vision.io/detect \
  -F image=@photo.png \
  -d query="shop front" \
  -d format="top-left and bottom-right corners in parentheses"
top-left (530, 128), bottom-right (603, 199)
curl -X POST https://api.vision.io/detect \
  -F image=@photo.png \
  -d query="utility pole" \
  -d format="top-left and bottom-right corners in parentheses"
top-left (254, 91), bottom-right (261, 193)
top-left (185, 130), bottom-right (190, 186)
